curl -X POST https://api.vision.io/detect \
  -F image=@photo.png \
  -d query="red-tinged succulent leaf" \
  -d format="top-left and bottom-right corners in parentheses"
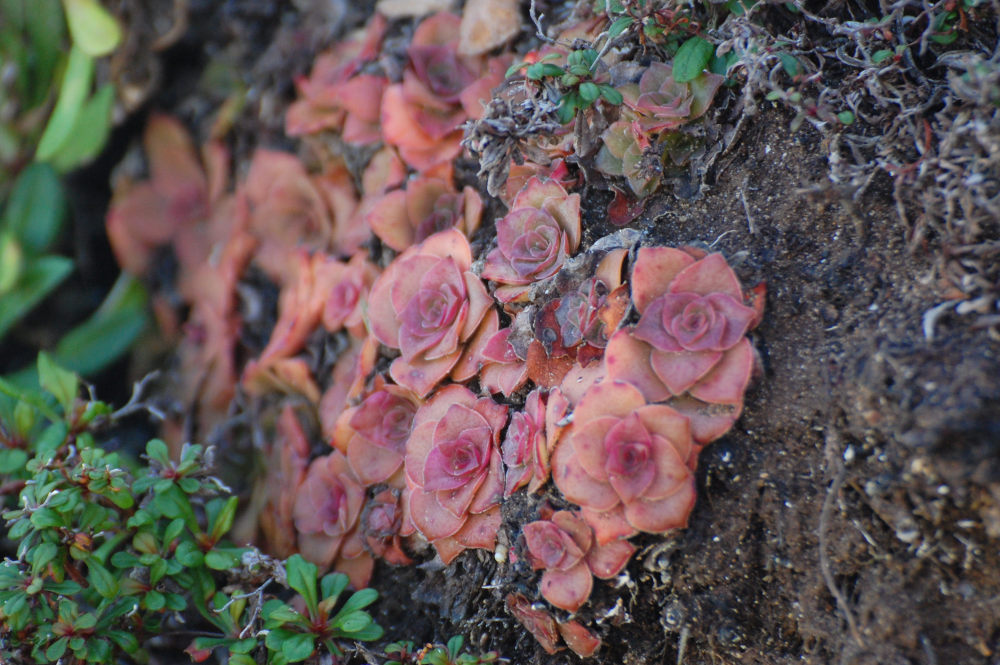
top-left (636, 404), bottom-right (695, 466)
top-left (525, 340), bottom-right (576, 388)
top-left (603, 414), bottom-right (658, 503)
top-left (649, 347), bottom-right (723, 395)
top-left (669, 395), bottom-right (743, 445)
top-left (407, 485), bottom-right (465, 541)
top-left (668, 252), bottom-right (744, 299)
top-left (242, 357), bottom-right (322, 402)
top-left (540, 563), bottom-right (593, 613)
top-left (572, 380), bottom-right (647, 425)
top-left (505, 593), bottom-right (562, 655)
top-left (631, 247), bottom-right (697, 314)
top-left (746, 281), bottom-right (767, 329)
top-left (622, 475), bottom-right (697, 533)
top-left (608, 186), bottom-right (645, 226)
top-left (363, 488), bottom-right (413, 566)
top-left (551, 438), bottom-right (620, 511)
top-left (293, 452), bottom-right (364, 539)
top-left (432, 535), bottom-right (467, 565)
top-left (604, 330), bottom-right (672, 402)
top-left (335, 548), bottom-right (375, 589)
top-left (524, 521), bottom-right (586, 571)
top-left (558, 361), bottom-right (607, 407)
top-left (585, 538), bottom-right (636, 579)
top-left (557, 620), bottom-right (602, 658)
top-left (687, 337), bottom-right (755, 404)
top-left (259, 406), bottom-right (311, 558)
top-left (453, 504), bottom-right (502, 548)
top-left (579, 504), bottom-right (637, 544)
top-left (569, 415), bottom-right (619, 483)
top-left (502, 388), bottom-right (550, 495)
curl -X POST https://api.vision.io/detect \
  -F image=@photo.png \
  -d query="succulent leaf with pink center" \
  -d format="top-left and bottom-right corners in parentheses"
top-left (523, 509), bottom-right (636, 612)
top-left (404, 384), bottom-right (507, 563)
top-left (367, 229), bottom-right (494, 397)
top-left (551, 381), bottom-right (697, 541)
top-left (629, 62), bottom-right (724, 134)
top-left (606, 247), bottom-right (758, 443)
top-left (481, 177), bottom-right (582, 303)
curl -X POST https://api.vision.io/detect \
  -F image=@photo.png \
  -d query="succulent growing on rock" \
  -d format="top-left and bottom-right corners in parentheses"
top-left (606, 247), bottom-right (758, 443)
top-left (551, 381), bottom-right (697, 542)
top-left (403, 385), bottom-right (507, 563)
top-left (522, 508), bottom-right (636, 612)
top-left (367, 229), bottom-right (495, 397)
top-left (481, 177), bottom-right (582, 303)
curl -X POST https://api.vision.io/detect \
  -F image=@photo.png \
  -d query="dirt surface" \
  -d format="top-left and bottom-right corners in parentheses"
top-left (51, 0), bottom-right (1000, 663)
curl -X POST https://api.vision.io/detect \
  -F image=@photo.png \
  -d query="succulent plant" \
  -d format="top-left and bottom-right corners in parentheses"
top-left (522, 508), bottom-right (635, 612)
top-left (551, 381), bottom-right (698, 542)
top-left (381, 12), bottom-right (509, 172)
top-left (481, 177), bottom-right (582, 303)
top-left (501, 387), bottom-right (568, 496)
top-left (606, 247), bottom-right (759, 443)
top-left (366, 175), bottom-right (483, 252)
top-left (366, 229), bottom-right (495, 397)
top-left (403, 384), bottom-right (507, 563)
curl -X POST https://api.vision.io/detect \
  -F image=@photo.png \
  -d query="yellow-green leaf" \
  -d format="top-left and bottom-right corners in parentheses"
top-left (62, 0), bottom-right (121, 57)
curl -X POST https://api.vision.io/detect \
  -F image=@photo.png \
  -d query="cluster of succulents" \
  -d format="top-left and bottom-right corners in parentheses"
top-left (104, 7), bottom-right (747, 658)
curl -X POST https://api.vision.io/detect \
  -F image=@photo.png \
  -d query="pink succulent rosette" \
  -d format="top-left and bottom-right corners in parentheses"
top-left (523, 509), bottom-right (636, 613)
top-left (551, 381), bottom-right (697, 542)
top-left (403, 385), bottom-right (507, 564)
top-left (626, 61), bottom-right (724, 134)
top-left (481, 177), bottom-right (582, 304)
top-left (320, 252), bottom-right (380, 338)
top-left (381, 12), bottom-right (508, 172)
top-left (606, 247), bottom-right (757, 443)
top-left (332, 380), bottom-right (420, 487)
top-left (366, 229), bottom-right (495, 397)
top-left (501, 387), bottom-right (569, 496)
top-left (292, 450), bottom-right (374, 588)
top-left (366, 175), bottom-right (483, 252)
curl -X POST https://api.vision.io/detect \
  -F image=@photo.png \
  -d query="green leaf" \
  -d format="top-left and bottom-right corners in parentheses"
top-left (281, 633), bottom-right (316, 662)
top-left (578, 81), bottom-right (600, 104)
top-left (145, 439), bottom-right (170, 465)
top-left (106, 630), bottom-right (139, 654)
top-left (447, 636), bottom-right (464, 657)
top-left (673, 36), bottom-right (715, 83)
top-left (332, 610), bottom-right (372, 633)
top-left (336, 587), bottom-right (378, 616)
top-left (0, 448), bottom-right (28, 473)
top-left (36, 45), bottom-right (94, 162)
top-left (262, 599), bottom-right (302, 626)
top-left (143, 589), bottom-right (165, 610)
top-left (37, 352), bottom-right (78, 416)
top-left (51, 273), bottom-right (149, 377)
top-left (30, 507), bottom-right (64, 528)
top-left (110, 551), bottom-right (139, 569)
top-left (61, 0), bottom-right (122, 57)
top-left (607, 15), bottom-right (634, 38)
top-left (319, 573), bottom-right (349, 608)
top-left (204, 549), bottom-right (239, 571)
top-left (778, 51), bottom-right (800, 78)
top-left (163, 517), bottom-right (186, 545)
top-left (87, 559), bottom-right (117, 598)
top-left (599, 84), bottom-right (623, 105)
top-left (31, 542), bottom-right (59, 573)
top-left (46, 636), bottom-right (69, 660)
top-left (872, 49), bottom-right (894, 64)
top-left (350, 622), bottom-right (383, 642)
top-left (50, 83), bottom-right (115, 172)
top-left (0, 255), bottom-right (73, 341)
top-left (209, 495), bottom-right (239, 542)
top-left (285, 554), bottom-right (319, 618)
top-left (0, 233), bottom-right (23, 294)
top-left (1, 162), bottom-right (66, 254)
top-left (173, 541), bottom-right (204, 567)
top-left (837, 110), bottom-right (855, 124)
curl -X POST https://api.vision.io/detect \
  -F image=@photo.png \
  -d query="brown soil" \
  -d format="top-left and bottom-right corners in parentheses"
top-left (88, 0), bottom-right (1000, 663)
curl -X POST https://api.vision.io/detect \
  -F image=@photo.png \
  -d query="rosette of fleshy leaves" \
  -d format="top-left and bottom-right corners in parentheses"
top-left (596, 62), bottom-right (724, 198)
top-left (522, 507), bottom-right (636, 613)
top-left (402, 385), bottom-right (507, 564)
top-left (481, 177), bottom-right (581, 304)
top-left (605, 246), bottom-right (761, 445)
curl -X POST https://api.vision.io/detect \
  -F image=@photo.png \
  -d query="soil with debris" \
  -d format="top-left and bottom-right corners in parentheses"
top-left (50, 0), bottom-right (1000, 663)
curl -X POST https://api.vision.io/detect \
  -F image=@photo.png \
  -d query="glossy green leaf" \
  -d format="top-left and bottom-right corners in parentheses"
top-left (778, 51), bottom-right (800, 77)
top-left (578, 81), bottom-right (600, 103)
top-left (36, 45), bottom-right (94, 161)
top-left (49, 273), bottom-right (148, 376)
top-left (209, 495), bottom-right (239, 542)
top-left (0, 448), bottom-right (28, 473)
top-left (87, 559), bottom-right (117, 598)
top-left (50, 83), bottom-right (115, 172)
top-left (281, 633), bottom-right (316, 662)
top-left (204, 549), bottom-right (239, 571)
top-left (46, 636), bottom-right (69, 660)
top-left (607, 15), bottom-right (634, 38)
top-left (673, 36), bottom-right (715, 83)
top-left (62, 0), bottom-right (122, 57)
top-left (0, 255), bottom-right (73, 341)
top-left (1, 162), bottom-right (66, 254)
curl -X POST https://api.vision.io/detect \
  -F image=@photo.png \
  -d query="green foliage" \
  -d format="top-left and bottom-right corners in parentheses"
top-left (383, 635), bottom-right (500, 665)
top-left (506, 49), bottom-right (622, 124)
top-left (0, 357), bottom-right (384, 664)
